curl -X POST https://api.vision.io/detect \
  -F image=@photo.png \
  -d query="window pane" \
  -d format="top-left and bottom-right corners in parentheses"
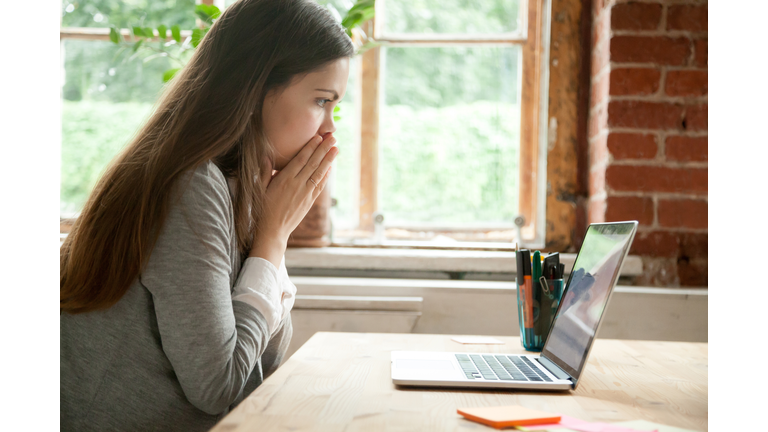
top-left (383, 0), bottom-right (522, 35)
top-left (61, 39), bottom-right (176, 215)
top-left (61, 0), bottom-right (196, 29)
top-left (330, 57), bottom-right (360, 230)
top-left (379, 46), bottom-right (521, 226)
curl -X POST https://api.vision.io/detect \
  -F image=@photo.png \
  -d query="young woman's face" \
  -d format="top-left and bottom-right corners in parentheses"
top-left (262, 57), bottom-right (350, 170)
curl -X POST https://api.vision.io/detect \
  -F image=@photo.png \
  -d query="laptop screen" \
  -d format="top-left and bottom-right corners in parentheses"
top-left (541, 222), bottom-right (637, 383)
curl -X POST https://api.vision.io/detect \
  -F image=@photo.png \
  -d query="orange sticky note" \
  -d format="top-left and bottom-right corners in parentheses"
top-left (457, 405), bottom-right (561, 429)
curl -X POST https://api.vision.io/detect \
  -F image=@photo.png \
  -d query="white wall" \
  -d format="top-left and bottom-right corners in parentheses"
top-left (286, 277), bottom-right (707, 358)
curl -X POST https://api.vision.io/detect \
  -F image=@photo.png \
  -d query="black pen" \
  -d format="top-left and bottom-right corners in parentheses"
top-left (543, 253), bottom-right (560, 280)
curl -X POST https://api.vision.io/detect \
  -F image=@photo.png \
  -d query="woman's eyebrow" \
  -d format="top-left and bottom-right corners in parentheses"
top-left (315, 89), bottom-right (339, 101)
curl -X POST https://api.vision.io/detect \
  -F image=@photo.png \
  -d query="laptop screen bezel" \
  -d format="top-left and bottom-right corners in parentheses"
top-left (540, 221), bottom-right (638, 389)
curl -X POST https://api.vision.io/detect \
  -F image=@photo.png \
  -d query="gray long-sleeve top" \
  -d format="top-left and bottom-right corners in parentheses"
top-left (60, 161), bottom-right (292, 431)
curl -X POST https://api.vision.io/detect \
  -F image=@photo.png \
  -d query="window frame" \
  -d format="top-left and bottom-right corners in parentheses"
top-left (352, 0), bottom-right (552, 248)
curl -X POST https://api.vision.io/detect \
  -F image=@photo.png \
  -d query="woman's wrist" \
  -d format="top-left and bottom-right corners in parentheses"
top-left (249, 234), bottom-right (287, 269)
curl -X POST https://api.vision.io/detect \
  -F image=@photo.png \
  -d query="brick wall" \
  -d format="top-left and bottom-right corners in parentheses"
top-left (588, 0), bottom-right (707, 286)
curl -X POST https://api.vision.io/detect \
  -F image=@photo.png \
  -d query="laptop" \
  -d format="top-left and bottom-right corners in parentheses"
top-left (391, 221), bottom-right (638, 391)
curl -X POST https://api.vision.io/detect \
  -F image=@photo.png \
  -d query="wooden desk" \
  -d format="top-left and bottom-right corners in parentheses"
top-left (211, 332), bottom-right (708, 431)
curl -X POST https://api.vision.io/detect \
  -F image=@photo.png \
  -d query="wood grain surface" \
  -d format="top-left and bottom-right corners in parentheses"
top-left (211, 332), bottom-right (707, 432)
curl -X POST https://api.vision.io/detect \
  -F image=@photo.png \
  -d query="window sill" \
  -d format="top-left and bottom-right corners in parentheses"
top-left (285, 246), bottom-right (644, 277)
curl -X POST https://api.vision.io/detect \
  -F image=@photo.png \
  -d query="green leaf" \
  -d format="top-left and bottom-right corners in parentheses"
top-left (171, 25), bottom-right (181, 43)
top-left (143, 27), bottom-right (154, 39)
top-left (132, 26), bottom-right (144, 38)
top-left (132, 39), bottom-right (143, 52)
top-left (333, 116), bottom-right (341, 122)
top-left (157, 25), bottom-right (167, 40)
top-left (341, 0), bottom-right (375, 31)
top-left (195, 4), bottom-right (221, 20)
top-left (347, 0), bottom-right (375, 15)
top-left (195, 10), bottom-right (209, 23)
top-left (195, 4), bottom-right (221, 24)
top-left (163, 68), bottom-right (180, 83)
top-left (334, 105), bottom-right (341, 113)
top-left (109, 26), bottom-right (119, 44)
top-left (191, 28), bottom-right (207, 48)
top-left (208, 5), bottom-right (221, 19)
top-left (111, 45), bottom-right (127, 63)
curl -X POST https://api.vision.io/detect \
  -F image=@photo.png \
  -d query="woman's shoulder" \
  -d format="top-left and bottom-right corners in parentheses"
top-left (177, 161), bottom-right (231, 203)
top-left (170, 160), bottom-right (234, 225)
top-left (186, 160), bottom-right (228, 191)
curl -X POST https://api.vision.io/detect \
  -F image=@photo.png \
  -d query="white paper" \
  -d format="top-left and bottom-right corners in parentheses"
top-left (451, 336), bottom-right (505, 345)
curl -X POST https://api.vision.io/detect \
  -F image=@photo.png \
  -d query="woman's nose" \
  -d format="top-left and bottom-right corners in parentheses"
top-left (319, 111), bottom-right (337, 136)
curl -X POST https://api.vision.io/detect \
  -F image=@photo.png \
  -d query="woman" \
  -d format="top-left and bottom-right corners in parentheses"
top-left (60, 0), bottom-right (352, 430)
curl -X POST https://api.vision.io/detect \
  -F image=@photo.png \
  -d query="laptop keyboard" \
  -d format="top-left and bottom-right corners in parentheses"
top-left (455, 354), bottom-right (553, 382)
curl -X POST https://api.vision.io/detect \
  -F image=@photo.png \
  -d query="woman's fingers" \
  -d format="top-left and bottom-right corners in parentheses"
top-left (297, 134), bottom-right (336, 180)
top-left (260, 160), bottom-right (274, 188)
top-left (282, 135), bottom-right (324, 177)
top-left (313, 165), bottom-right (333, 197)
top-left (307, 146), bottom-right (337, 191)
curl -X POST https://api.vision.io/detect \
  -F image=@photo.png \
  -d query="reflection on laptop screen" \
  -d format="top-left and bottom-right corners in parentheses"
top-left (542, 223), bottom-right (635, 379)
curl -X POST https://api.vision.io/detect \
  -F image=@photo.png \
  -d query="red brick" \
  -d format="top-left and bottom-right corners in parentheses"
top-left (658, 199), bottom-right (707, 229)
top-left (590, 133), bottom-right (609, 166)
top-left (667, 4), bottom-right (708, 32)
top-left (610, 36), bottom-right (690, 66)
top-left (591, 72), bottom-right (610, 108)
top-left (610, 67), bottom-right (661, 96)
top-left (592, 40), bottom-right (610, 75)
top-left (605, 165), bottom-right (707, 193)
top-left (665, 135), bottom-right (707, 162)
top-left (593, 9), bottom-right (611, 50)
top-left (608, 101), bottom-right (684, 130)
top-left (694, 39), bottom-right (707, 67)
top-left (679, 232), bottom-right (708, 259)
top-left (685, 104), bottom-right (707, 131)
top-left (588, 103), bottom-right (608, 138)
top-left (678, 257), bottom-right (707, 286)
top-left (605, 196), bottom-right (654, 225)
top-left (593, 0), bottom-right (615, 14)
top-left (608, 133), bottom-right (657, 160)
top-left (589, 168), bottom-right (606, 196)
top-left (630, 231), bottom-right (679, 258)
top-left (611, 2), bottom-right (662, 30)
top-left (665, 70), bottom-right (708, 97)
top-left (588, 196), bottom-right (606, 223)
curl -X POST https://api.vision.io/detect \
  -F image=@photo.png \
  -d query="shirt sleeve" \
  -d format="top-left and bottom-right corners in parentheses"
top-left (232, 255), bottom-right (297, 334)
top-left (277, 256), bottom-right (297, 322)
top-left (140, 163), bottom-right (271, 416)
top-left (231, 257), bottom-right (282, 335)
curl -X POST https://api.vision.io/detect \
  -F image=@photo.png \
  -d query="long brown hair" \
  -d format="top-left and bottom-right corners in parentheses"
top-left (61, 0), bottom-right (354, 314)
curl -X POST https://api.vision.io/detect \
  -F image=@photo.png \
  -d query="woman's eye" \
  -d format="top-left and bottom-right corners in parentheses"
top-left (316, 99), bottom-right (332, 108)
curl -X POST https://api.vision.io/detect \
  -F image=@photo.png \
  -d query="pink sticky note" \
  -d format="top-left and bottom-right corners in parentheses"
top-left (598, 426), bottom-right (658, 432)
top-left (559, 416), bottom-right (658, 432)
top-left (559, 416), bottom-right (608, 432)
top-left (517, 416), bottom-right (658, 432)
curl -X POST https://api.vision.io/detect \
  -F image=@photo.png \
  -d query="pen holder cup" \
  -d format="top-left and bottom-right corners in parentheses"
top-left (516, 277), bottom-right (564, 352)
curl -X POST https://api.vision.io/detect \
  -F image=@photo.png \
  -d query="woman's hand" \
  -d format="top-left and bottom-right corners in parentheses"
top-left (249, 133), bottom-right (338, 268)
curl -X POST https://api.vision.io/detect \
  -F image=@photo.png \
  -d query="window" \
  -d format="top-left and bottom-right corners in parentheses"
top-left (59, 0), bottom-right (198, 218)
top-left (60, 0), bottom-right (552, 248)
top-left (337, 0), bottom-right (552, 247)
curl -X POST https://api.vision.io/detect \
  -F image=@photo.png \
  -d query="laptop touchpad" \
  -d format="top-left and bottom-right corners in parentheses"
top-left (397, 359), bottom-right (454, 370)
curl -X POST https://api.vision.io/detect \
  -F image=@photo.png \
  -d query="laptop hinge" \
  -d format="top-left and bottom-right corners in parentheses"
top-left (536, 356), bottom-right (571, 381)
